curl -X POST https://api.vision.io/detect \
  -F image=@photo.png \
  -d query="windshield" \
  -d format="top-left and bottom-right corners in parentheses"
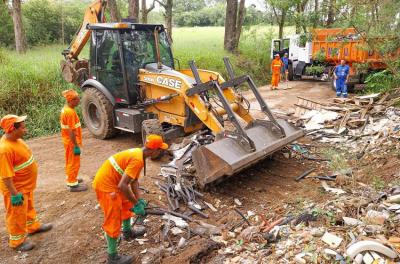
top-left (122, 30), bottom-right (173, 69)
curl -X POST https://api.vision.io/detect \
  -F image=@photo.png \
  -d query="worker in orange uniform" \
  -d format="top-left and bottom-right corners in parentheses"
top-left (271, 54), bottom-right (283, 90)
top-left (93, 134), bottom-right (168, 264)
top-left (0, 115), bottom-right (53, 251)
top-left (60, 89), bottom-right (87, 192)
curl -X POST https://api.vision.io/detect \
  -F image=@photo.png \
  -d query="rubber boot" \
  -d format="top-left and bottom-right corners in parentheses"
top-left (14, 241), bottom-right (35, 252)
top-left (69, 183), bottom-right (88, 192)
top-left (29, 223), bottom-right (53, 235)
top-left (107, 254), bottom-right (133, 264)
top-left (122, 226), bottom-right (146, 241)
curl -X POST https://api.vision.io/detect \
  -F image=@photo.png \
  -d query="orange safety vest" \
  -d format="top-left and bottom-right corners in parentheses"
top-left (271, 59), bottom-right (283, 74)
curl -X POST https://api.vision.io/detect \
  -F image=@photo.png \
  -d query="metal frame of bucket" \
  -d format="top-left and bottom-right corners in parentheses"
top-left (189, 58), bottom-right (304, 188)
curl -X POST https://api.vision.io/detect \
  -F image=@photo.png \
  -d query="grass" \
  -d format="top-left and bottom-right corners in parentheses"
top-left (0, 25), bottom-right (287, 138)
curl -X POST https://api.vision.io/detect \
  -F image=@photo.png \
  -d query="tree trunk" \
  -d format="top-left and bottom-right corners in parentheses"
top-left (224, 0), bottom-right (238, 51)
top-left (278, 10), bottom-right (286, 39)
top-left (141, 0), bottom-right (155, 24)
top-left (11, 0), bottom-right (26, 54)
top-left (233, 0), bottom-right (246, 50)
top-left (313, 0), bottom-right (319, 27)
top-left (128, 0), bottom-right (139, 21)
top-left (326, 0), bottom-right (335, 27)
top-left (165, 0), bottom-right (173, 40)
top-left (108, 0), bottom-right (121, 22)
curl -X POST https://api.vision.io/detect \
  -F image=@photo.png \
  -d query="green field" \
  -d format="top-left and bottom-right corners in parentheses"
top-left (0, 26), bottom-right (288, 138)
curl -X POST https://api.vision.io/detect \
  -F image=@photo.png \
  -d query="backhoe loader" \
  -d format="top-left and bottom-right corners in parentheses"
top-left (61, 0), bottom-right (304, 187)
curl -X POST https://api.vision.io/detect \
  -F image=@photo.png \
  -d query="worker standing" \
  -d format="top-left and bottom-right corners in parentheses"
top-left (92, 134), bottom-right (168, 264)
top-left (281, 53), bottom-right (289, 82)
top-left (60, 89), bottom-right (87, 192)
top-left (0, 115), bottom-right (53, 251)
top-left (334, 60), bottom-right (350, 98)
top-left (271, 54), bottom-right (283, 90)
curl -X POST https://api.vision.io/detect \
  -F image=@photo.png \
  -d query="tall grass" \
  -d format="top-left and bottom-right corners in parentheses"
top-left (0, 45), bottom-right (74, 137)
top-left (0, 26), bottom-right (286, 138)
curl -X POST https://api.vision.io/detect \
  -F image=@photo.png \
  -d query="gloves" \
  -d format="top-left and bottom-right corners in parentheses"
top-left (73, 145), bottom-right (81, 156)
top-left (131, 200), bottom-right (146, 216)
top-left (137, 198), bottom-right (148, 207)
top-left (11, 193), bottom-right (24, 206)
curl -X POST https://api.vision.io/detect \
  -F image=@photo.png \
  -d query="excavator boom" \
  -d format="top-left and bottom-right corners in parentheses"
top-left (61, 0), bottom-right (106, 84)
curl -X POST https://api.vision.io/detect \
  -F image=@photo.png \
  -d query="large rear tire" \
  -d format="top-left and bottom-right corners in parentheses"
top-left (141, 119), bottom-right (165, 160)
top-left (288, 64), bottom-right (294, 81)
top-left (82, 87), bottom-right (118, 139)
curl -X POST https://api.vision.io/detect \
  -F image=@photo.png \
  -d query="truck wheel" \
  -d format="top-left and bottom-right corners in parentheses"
top-left (288, 64), bottom-right (294, 81)
top-left (82, 87), bottom-right (118, 139)
top-left (142, 119), bottom-right (165, 160)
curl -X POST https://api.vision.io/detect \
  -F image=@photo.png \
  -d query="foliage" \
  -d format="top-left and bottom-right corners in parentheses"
top-left (174, 4), bottom-right (225, 27)
top-left (353, 62), bottom-right (369, 74)
top-left (0, 45), bottom-right (74, 138)
top-left (314, 49), bottom-right (326, 62)
top-left (305, 65), bottom-right (324, 75)
top-left (298, 32), bottom-right (312, 47)
top-left (365, 69), bottom-right (400, 93)
top-left (0, 1), bottom-right (14, 47)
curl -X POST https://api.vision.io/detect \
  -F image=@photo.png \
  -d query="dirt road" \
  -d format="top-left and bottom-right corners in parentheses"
top-left (0, 81), bottom-right (335, 264)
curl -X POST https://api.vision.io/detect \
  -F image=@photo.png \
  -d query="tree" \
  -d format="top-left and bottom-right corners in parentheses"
top-left (128, 0), bottom-right (139, 21)
top-left (326, 0), bottom-right (335, 27)
top-left (224, 0), bottom-right (246, 52)
top-left (266, 0), bottom-right (296, 39)
top-left (0, 1), bottom-right (14, 47)
top-left (141, 0), bottom-right (155, 23)
top-left (108, 0), bottom-right (121, 22)
top-left (3, 0), bottom-right (27, 53)
top-left (155, 0), bottom-right (173, 40)
top-left (294, 0), bottom-right (308, 33)
top-left (173, 0), bottom-right (206, 13)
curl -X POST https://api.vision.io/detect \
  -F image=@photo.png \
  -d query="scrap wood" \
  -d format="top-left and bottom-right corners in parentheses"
top-left (295, 168), bottom-right (315, 182)
top-left (335, 110), bottom-right (351, 133)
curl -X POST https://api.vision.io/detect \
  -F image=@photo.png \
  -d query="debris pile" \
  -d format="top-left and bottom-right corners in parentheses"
top-left (212, 183), bottom-right (400, 263)
top-left (294, 90), bottom-right (400, 156)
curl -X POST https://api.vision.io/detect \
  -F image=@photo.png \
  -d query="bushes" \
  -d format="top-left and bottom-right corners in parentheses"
top-left (0, 46), bottom-right (73, 138)
top-left (365, 70), bottom-right (400, 93)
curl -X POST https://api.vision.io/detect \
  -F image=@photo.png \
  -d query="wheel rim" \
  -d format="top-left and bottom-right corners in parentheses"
top-left (88, 102), bottom-right (101, 129)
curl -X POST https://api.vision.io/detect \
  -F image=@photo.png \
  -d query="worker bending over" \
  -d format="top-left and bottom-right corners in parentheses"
top-left (271, 54), bottom-right (283, 90)
top-left (60, 89), bottom-right (87, 192)
top-left (334, 60), bottom-right (350, 98)
top-left (0, 115), bottom-right (52, 251)
top-left (92, 134), bottom-right (168, 264)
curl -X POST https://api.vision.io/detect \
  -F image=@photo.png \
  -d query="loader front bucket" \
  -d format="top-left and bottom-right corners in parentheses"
top-left (192, 119), bottom-right (304, 187)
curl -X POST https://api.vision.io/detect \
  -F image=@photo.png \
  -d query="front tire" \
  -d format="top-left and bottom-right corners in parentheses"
top-left (82, 87), bottom-right (118, 139)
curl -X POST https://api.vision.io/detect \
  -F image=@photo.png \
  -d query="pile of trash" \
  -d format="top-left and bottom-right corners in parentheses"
top-left (293, 90), bottom-right (400, 156)
top-left (209, 183), bottom-right (400, 263)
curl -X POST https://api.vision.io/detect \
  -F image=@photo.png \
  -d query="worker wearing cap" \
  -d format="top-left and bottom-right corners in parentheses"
top-left (92, 134), bottom-right (168, 264)
top-left (271, 54), bottom-right (283, 90)
top-left (334, 60), bottom-right (350, 98)
top-left (60, 89), bottom-right (87, 192)
top-left (0, 115), bottom-right (53, 251)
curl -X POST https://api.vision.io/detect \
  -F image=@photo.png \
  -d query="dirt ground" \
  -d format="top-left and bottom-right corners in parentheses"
top-left (0, 81), bottom-right (336, 264)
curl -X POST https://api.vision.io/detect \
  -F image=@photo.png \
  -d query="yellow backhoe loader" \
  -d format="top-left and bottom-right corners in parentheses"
top-left (61, 0), bottom-right (304, 187)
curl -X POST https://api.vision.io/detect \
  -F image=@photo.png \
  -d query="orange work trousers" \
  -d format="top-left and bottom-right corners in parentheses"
top-left (271, 73), bottom-right (281, 88)
top-left (63, 143), bottom-right (80, 187)
top-left (95, 190), bottom-right (133, 238)
top-left (3, 192), bottom-right (41, 248)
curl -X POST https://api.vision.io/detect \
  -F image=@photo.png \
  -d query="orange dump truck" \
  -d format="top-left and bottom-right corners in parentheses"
top-left (271, 28), bottom-right (391, 90)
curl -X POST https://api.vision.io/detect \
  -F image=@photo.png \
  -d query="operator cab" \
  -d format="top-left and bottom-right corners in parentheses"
top-left (88, 23), bottom-right (174, 105)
